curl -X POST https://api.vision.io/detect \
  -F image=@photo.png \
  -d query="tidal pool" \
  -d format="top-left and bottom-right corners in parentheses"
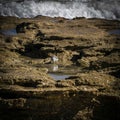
top-left (46, 64), bottom-right (83, 80)
top-left (109, 29), bottom-right (120, 35)
top-left (36, 64), bottom-right (83, 80)
top-left (48, 73), bottom-right (70, 80)
top-left (0, 29), bottom-right (17, 36)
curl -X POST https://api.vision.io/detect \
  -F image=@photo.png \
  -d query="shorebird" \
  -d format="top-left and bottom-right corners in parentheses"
top-left (51, 55), bottom-right (59, 63)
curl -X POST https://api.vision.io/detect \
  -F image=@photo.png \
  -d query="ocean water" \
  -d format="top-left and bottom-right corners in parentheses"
top-left (0, 0), bottom-right (120, 20)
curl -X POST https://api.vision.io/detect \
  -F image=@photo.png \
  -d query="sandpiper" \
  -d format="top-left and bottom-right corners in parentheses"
top-left (51, 55), bottom-right (59, 63)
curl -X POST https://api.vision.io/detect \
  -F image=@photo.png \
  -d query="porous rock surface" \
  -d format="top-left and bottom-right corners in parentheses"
top-left (0, 16), bottom-right (120, 120)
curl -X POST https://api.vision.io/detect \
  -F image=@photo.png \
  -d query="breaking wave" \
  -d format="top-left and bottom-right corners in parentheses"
top-left (0, 0), bottom-right (120, 20)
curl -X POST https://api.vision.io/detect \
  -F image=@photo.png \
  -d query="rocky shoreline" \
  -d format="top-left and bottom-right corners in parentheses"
top-left (0, 16), bottom-right (120, 120)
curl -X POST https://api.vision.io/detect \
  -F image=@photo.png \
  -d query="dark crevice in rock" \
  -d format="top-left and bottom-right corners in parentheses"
top-left (36, 30), bottom-right (45, 40)
top-left (16, 22), bottom-right (39, 33)
top-left (36, 33), bottom-right (74, 41)
top-left (18, 82), bottom-right (40, 88)
top-left (109, 69), bottom-right (120, 78)
top-left (97, 49), bottom-right (120, 56)
top-left (5, 37), bottom-right (13, 43)
top-left (92, 95), bottom-right (120, 120)
top-left (65, 45), bottom-right (94, 51)
top-left (0, 90), bottom-right (24, 99)
top-left (0, 89), bottom-right (43, 99)
top-left (44, 36), bottom-right (73, 41)
top-left (71, 54), bottom-right (82, 63)
top-left (17, 43), bottom-right (48, 59)
top-left (91, 62), bottom-right (120, 70)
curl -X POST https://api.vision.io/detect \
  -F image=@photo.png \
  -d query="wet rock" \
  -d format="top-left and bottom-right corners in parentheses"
top-left (0, 98), bottom-right (26, 109)
top-left (91, 52), bottom-right (120, 78)
top-left (0, 66), bottom-right (55, 87)
top-left (0, 16), bottom-right (120, 120)
top-left (55, 80), bottom-right (75, 88)
top-left (67, 71), bottom-right (117, 89)
top-left (77, 57), bottom-right (90, 68)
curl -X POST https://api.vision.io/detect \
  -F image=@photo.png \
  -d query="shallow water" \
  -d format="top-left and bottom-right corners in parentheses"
top-left (48, 73), bottom-right (70, 80)
top-left (109, 29), bottom-right (120, 35)
top-left (0, 29), bottom-right (17, 36)
top-left (46, 64), bottom-right (83, 80)
top-left (36, 64), bottom-right (82, 80)
top-left (48, 65), bottom-right (73, 80)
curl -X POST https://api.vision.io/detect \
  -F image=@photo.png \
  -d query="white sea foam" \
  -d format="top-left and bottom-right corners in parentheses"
top-left (0, 0), bottom-right (120, 20)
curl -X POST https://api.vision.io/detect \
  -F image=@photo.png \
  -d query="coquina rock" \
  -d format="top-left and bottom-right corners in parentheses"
top-left (0, 16), bottom-right (120, 120)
